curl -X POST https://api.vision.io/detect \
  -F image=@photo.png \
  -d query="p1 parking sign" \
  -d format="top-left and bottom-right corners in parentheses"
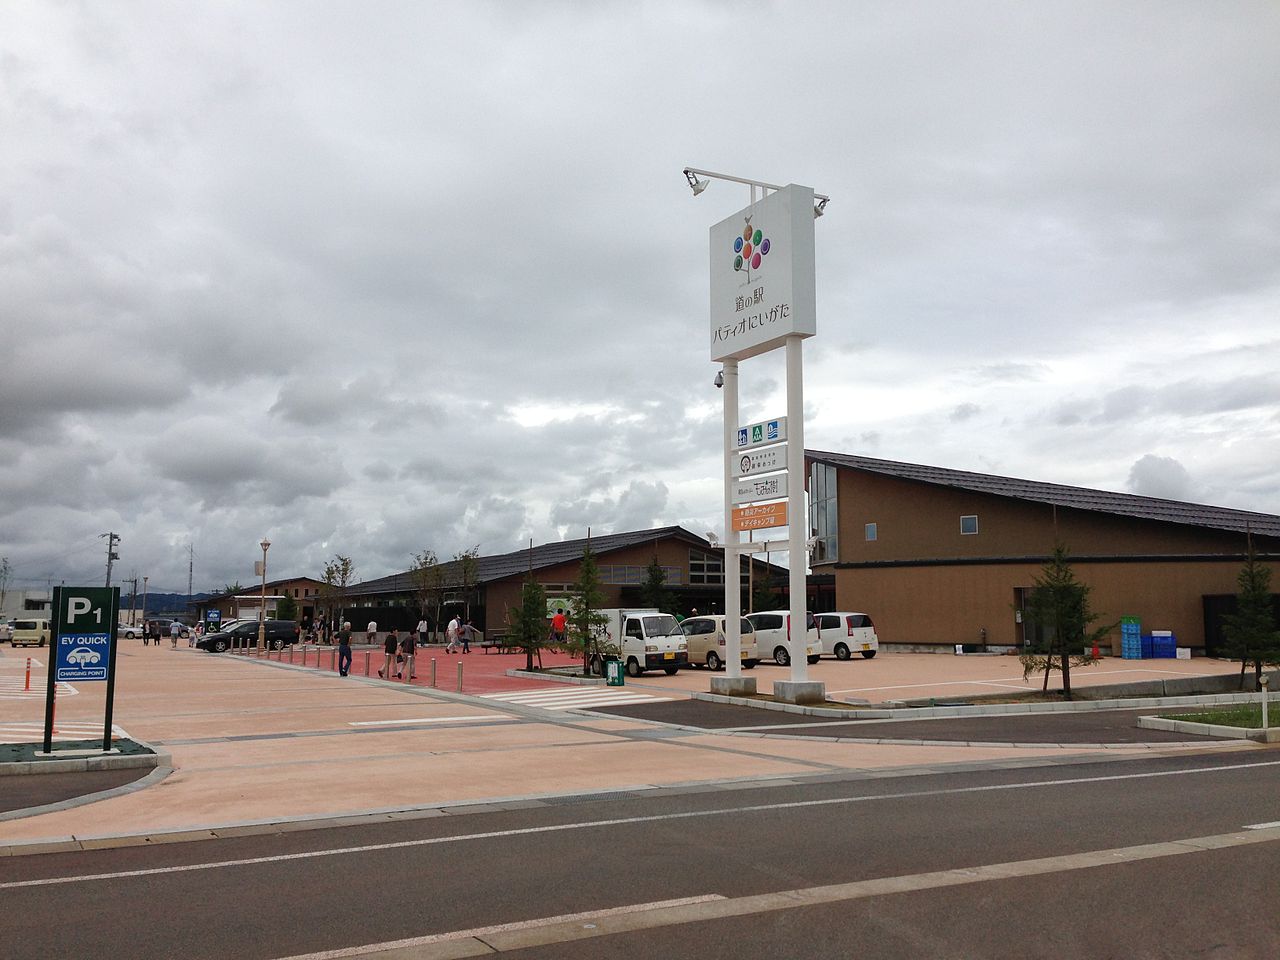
top-left (44, 586), bottom-right (121, 754)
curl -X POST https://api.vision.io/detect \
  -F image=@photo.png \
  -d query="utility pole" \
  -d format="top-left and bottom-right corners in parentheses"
top-left (126, 574), bottom-right (139, 625)
top-left (187, 543), bottom-right (194, 620)
top-left (141, 575), bottom-right (149, 627)
top-left (101, 532), bottom-right (120, 587)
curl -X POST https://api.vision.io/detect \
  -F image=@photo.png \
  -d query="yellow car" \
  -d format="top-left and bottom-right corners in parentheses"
top-left (11, 618), bottom-right (51, 647)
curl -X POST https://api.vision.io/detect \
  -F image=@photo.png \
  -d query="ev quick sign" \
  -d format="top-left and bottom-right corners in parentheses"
top-left (54, 587), bottom-right (118, 682)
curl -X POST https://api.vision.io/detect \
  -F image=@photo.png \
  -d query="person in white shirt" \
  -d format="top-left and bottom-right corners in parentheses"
top-left (416, 617), bottom-right (430, 645)
top-left (366, 620), bottom-right (377, 645)
top-left (445, 616), bottom-right (461, 653)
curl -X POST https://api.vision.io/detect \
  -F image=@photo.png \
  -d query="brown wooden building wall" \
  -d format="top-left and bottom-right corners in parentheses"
top-left (821, 466), bottom-right (1276, 651)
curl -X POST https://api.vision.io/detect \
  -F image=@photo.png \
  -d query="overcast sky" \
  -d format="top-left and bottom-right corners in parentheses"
top-left (2, 1), bottom-right (1277, 595)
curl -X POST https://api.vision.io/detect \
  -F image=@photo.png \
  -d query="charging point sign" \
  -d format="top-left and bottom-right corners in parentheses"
top-left (44, 586), bottom-right (121, 754)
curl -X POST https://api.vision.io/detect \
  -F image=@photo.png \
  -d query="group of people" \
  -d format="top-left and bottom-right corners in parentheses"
top-left (329, 614), bottom-right (478, 679)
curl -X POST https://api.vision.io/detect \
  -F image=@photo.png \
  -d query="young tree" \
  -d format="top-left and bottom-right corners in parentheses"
top-left (1020, 543), bottom-right (1110, 699)
top-left (751, 563), bottom-right (780, 613)
top-left (319, 555), bottom-right (355, 638)
top-left (409, 549), bottom-right (439, 638)
top-left (222, 581), bottom-right (245, 595)
top-left (454, 546), bottom-right (481, 620)
top-left (510, 576), bottom-right (549, 672)
top-left (276, 593), bottom-right (298, 622)
top-left (566, 546), bottom-right (610, 676)
top-left (638, 557), bottom-right (673, 613)
top-left (0, 556), bottom-right (10, 617)
top-left (1221, 537), bottom-right (1280, 688)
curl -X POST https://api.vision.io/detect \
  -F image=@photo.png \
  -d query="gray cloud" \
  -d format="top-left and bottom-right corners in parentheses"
top-left (1128, 455), bottom-right (1196, 503)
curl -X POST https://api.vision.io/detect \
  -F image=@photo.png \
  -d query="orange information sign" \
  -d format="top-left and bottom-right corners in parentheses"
top-left (732, 501), bottom-right (788, 531)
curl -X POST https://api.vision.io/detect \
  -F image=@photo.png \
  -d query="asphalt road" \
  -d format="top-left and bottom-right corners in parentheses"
top-left (3, 751), bottom-right (1279, 959)
top-left (0, 767), bottom-right (147, 814)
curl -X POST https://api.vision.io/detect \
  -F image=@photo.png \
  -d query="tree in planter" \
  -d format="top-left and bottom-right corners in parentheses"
top-left (566, 547), bottom-right (610, 676)
top-left (1221, 536), bottom-right (1280, 689)
top-left (1019, 543), bottom-right (1111, 699)
top-left (751, 565), bottom-right (780, 614)
top-left (510, 576), bottom-right (549, 672)
top-left (276, 593), bottom-right (298, 622)
top-left (638, 557), bottom-right (674, 613)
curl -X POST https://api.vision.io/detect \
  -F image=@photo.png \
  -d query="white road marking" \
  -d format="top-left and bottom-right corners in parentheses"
top-left (270, 895), bottom-right (728, 959)
top-left (0, 676), bottom-right (77, 701)
top-left (479, 688), bottom-right (671, 711)
top-left (0, 721), bottom-right (128, 743)
top-left (1243, 821), bottom-right (1280, 830)
top-left (272, 824), bottom-right (1280, 959)
top-left (832, 667), bottom-right (1237, 696)
top-left (348, 715), bottom-right (511, 727)
top-left (5, 758), bottom-right (1278, 891)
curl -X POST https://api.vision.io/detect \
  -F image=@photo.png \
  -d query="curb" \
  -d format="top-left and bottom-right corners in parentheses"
top-left (506, 669), bottom-right (604, 686)
top-left (690, 689), bottom-right (1280, 721)
top-left (0, 745), bottom-right (170, 777)
top-left (1137, 715), bottom-right (1280, 742)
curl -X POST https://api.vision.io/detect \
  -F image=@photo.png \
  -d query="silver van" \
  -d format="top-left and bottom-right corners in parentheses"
top-left (680, 615), bottom-right (758, 670)
top-left (11, 618), bottom-right (51, 647)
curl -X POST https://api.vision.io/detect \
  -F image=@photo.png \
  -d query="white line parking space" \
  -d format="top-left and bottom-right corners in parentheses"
top-left (348, 715), bottom-right (511, 727)
top-left (480, 687), bottom-right (672, 712)
top-left (0, 676), bottom-right (77, 701)
top-left (0, 721), bottom-right (128, 744)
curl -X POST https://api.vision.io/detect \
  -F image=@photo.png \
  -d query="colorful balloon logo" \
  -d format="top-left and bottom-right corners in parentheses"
top-left (732, 220), bottom-right (771, 274)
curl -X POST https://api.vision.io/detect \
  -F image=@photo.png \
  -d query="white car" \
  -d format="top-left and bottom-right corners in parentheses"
top-left (814, 611), bottom-right (879, 660)
top-left (745, 610), bottom-right (821, 666)
top-left (118, 623), bottom-right (145, 639)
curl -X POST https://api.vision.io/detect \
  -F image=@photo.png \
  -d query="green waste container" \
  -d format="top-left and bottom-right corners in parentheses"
top-left (605, 658), bottom-right (624, 687)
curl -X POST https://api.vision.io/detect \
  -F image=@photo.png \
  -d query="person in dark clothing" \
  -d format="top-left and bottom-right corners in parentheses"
top-left (378, 629), bottom-right (398, 679)
top-left (400, 629), bottom-right (417, 680)
top-left (337, 621), bottom-right (353, 676)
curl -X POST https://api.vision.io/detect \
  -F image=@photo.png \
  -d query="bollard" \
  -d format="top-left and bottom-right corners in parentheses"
top-left (456, 660), bottom-right (463, 693)
top-left (25, 657), bottom-right (32, 691)
top-left (364, 650), bottom-right (371, 677)
top-left (430, 658), bottom-right (437, 688)
top-left (330, 649), bottom-right (337, 672)
top-left (1262, 675), bottom-right (1270, 730)
top-left (289, 646), bottom-right (294, 664)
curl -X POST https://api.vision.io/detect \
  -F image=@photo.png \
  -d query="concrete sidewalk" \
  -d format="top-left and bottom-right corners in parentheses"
top-left (0, 644), bottom-right (1255, 851)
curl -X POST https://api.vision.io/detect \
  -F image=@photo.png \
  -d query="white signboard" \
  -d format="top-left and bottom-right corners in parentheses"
top-left (732, 473), bottom-right (788, 505)
top-left (735, 417), bottom-right (786, 451)
top-left (710, 185), bottom-right (816, 362)
top-left (737, 445), bottom-right (786, 477)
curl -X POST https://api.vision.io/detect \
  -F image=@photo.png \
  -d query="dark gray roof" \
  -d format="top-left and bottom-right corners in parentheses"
top-left (807, 450), bottom-right (1280, 538)
top-left (349, 525), bottom-right (713, 597)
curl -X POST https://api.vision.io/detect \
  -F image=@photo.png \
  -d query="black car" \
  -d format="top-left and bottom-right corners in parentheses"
top-left (198, 619), bottom-right (300, 653)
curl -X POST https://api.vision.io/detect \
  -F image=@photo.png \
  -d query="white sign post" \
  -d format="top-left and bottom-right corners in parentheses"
top-left (689, 169), bottom-right (827, 706)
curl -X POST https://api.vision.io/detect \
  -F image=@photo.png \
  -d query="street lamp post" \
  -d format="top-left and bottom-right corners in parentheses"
top-left (258, 539), bottom-right (271, 655)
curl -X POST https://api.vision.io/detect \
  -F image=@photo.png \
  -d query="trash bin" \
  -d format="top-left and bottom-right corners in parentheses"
top-left (605, 658), bottom-right (624, 687)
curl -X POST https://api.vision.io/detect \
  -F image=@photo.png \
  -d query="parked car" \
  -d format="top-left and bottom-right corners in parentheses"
top-left (588, 609), bottom-right (688, 677)
top-left (680, 615), bottom-right (759, 670)
top-left (745, 610), bottom-right (821, 666)
top-left (0, 620), bottom-right (11, 642)
top-left (11, 618), bottom-right (51, 647)
top-left (814, 611), bottom-right (879, 660)
top-left (118, 623), bottom-right (145, 640)
top-left (197, 619), bottom-right (300, 653)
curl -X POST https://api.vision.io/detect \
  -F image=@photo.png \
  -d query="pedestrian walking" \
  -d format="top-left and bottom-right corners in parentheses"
top-left (378, 628), bottom-right (398, 679)
top-left (170, 621), bottom-right (180, 648)
top-left (416, 616), bottom-right (429, 646)
top-left (337, 622), bottom-right (353, 676)
top-left (445, 614), bottom-right (461, 654)
top-left (461, 619), bottom-right (475, 654)
top-left (191, 622), bottom-right (202, 647)
top-left (400, 629), bottom-right (417, 680)
top-left (550, 608), bottom-right (567, 649)
top-left (366, 619), bottom-right (378, 645)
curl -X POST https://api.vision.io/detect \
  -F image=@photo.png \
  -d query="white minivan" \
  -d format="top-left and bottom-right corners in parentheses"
top-left (814, 611), bottom-right (879, 660)
top-left (745, 610), bottom-right (821, 666)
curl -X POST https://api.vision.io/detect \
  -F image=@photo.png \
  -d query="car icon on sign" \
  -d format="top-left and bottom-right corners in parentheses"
top-left (67, 647), bottom-right (101, 666)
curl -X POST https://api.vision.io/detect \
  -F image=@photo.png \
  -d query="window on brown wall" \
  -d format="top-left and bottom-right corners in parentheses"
top-left (808, 462), bottom-right (838, 561)
top-left (961, 515), bottom-right (978, 535)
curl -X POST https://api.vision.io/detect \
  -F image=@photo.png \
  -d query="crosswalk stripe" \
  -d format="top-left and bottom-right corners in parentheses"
top-left (479, 687), bottom-right (671, 711)
top-left (0, 721), bottom-right (130, 744)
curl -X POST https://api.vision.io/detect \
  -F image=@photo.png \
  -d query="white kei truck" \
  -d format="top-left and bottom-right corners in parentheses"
top-left (589, 608), bottom-right (689, 678)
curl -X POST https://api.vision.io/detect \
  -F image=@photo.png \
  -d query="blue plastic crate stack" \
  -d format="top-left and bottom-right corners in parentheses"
top-left (1121, 617), bottom-right (1142, 659)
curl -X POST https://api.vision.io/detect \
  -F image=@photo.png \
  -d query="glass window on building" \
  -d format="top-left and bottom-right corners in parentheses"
top-left (961, 515), bottom-right (979, 535)
top-left (865, 522), bottom-right (877, 541)
top-left (688, 550), bottom-right (723, 585)
top-left (808, 462), bottom-right (839, 563)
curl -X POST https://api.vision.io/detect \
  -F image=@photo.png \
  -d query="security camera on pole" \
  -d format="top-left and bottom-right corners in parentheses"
top-left (685, 166), bottom-right (828, 705)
